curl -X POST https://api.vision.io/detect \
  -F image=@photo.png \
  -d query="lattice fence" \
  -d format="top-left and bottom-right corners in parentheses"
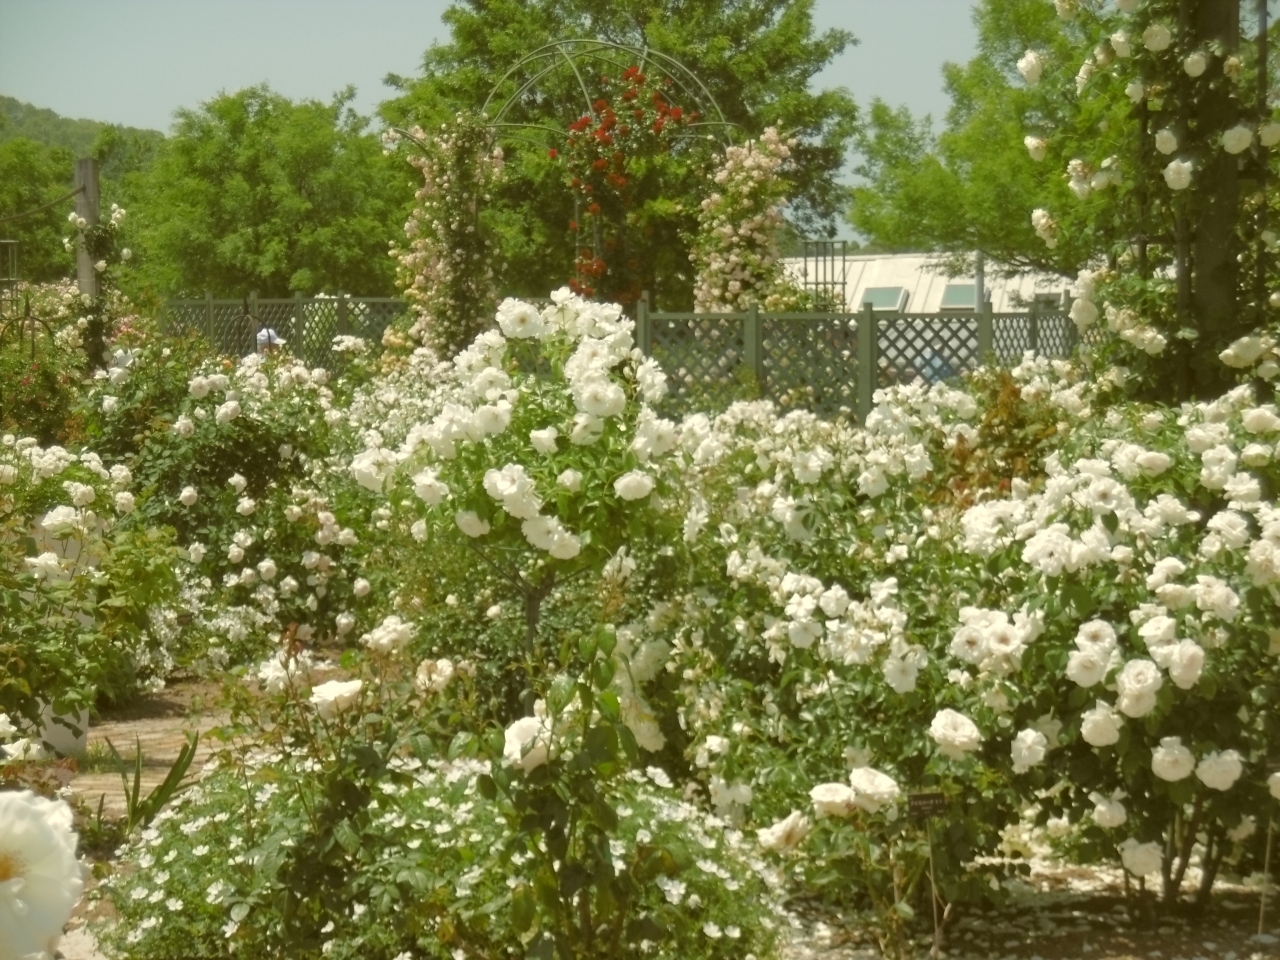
top-left (164, 295), bottom-right (408, 368)
top-left (638, 303), bottom-right (1077, 419)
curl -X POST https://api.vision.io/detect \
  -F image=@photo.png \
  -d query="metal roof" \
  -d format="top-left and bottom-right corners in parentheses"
top-left (781, 252), bottom-right (1071, 313)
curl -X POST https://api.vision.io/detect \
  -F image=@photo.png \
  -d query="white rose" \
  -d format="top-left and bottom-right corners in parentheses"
top-left (102, 395), bottom-right (118, 414)
top-left (228, 473), bottom-right (247, 493)
top-left (1010, 728), bottom-right (1048, 773)
top-left (114, 491), bottom-right (135, 514)
top-left (496, 298), bottom-right (545, 339)
top-left (1261, 122), bottom-right (1280, 148)
top-left (0, 465), bottom-right (15, 484)
top-left (1024, 136), bottom-right (1047, 162)
top-left (1164, 159), bottom-right (1193, 190)
top-left (0, 791), bottom-right (85, 959)
top-left (353, 578), bottom-right (371, 597)
top-left (1116, 659), bottom-right (1162, 718)
top-left (1017, 49), bottom-right (1045, 85)
top-left (1080, 700), bottom-right (1123, 747)
top-left (1151, 736), bottom-right (1195, 781)
top-left (1183, 51), bottom-right (1208, 77)
top-left (1154, 129), bottom-right (1178, 156)
top-left (359, 614), bottom-right (415, 654)
top-left (257, 558), bottom-right (277, 581)
top-left (558, 469), bottom-right (583, 492)
top-left (614, 470), bottom-right (655, 501)
top-left (1222, 125), bottom-right (1254, 155)
top-left (1166, 639), bottom-right (1204, 689)
top-left (1089, 791), bottom-right (1127, 828)
top-left (847, 767), bottom-right (900, 814)
top-left (1119, 838), bottom-right (1163, 877)
top-left (1111, 31), bottom-right (1131, 58)
top-left (809, 782), bottom-right (855, 818)
top-left (179, 485), bottom-right (198, 506)
top-left (412, 469), bottom-right (450, 505)
top-left (929, 708), bottom-right (983, 760)
top-left (187, 543), bottom-right (206, 564)
top-left (310, 679), bottom-right (362, 720)
top-left (504, 715), bottom-right (550, 773)
top-left (529, 427), bottom-right (559, 454)
top-left (1066, 648), bottom-right (1108, 687)
top-left (1195, 749), bottom-right (1243, 791)
top-left (215, 400), bottom-right (241, 424)
top-left (455, 510), bottom-right (491, 538)
top-left (1142, 23), bottom-right (1173, 52)
top-left (415, 657), bottom-right (456, 694)
top-left (757, 811), bottom-right (812, 852)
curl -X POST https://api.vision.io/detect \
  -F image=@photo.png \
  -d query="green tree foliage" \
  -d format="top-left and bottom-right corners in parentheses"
top-left (0, 137), bottom-right (75, 282)
top-left (124, 85), bottom-right (412, 297)
top-left (850, 0), bottom-right (1278, 400)
top-left (381, 0), bottom-right (859, 307)
top-left (848, 0), bottom-right (1080, 274)
top-left (0, 95), bottom-right (161, 158)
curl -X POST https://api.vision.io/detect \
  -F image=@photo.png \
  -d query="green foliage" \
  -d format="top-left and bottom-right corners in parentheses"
top-left (0, 95), bottom-right (160, 160)
top-left (849, 0), bottom-right (1075, 273)
top-left (0, 136), bottom-right (75, 282)
top-left (123, 85), bottom-right (412, 298)
top-left (381, 0), bottom-right (859, 307)
top-left (106, 730), bottom-right (199, 835)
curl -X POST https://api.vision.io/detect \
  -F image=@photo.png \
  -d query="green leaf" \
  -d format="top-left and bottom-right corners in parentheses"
top-left (510, 883), bottom-right (536, 933)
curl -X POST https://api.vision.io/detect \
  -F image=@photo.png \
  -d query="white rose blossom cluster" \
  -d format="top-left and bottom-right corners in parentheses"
top-left (690, 127), bottom-right (815, 312)
top-left (368, 290), bottom-right (678, 568)
top-left (390, 114), bottom-right (505, 355)
top-left (1018, 0), bottom-right (1280, 363)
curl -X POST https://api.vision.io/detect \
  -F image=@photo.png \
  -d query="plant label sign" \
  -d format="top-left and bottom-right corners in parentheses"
top-left (908, 792), bottom-right (948, 819)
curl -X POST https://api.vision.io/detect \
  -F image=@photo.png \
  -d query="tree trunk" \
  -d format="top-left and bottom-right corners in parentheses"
top-left (1188, 0), bottom-right (1242, 398)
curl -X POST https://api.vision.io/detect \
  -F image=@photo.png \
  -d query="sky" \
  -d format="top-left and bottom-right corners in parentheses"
top-left (0, 0), bottom-right (978, 133)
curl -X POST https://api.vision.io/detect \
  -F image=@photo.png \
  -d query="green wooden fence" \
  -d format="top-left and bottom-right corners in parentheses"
top-left (636, 300), bottom-right (1077, 419)
top-left (164, 294), bottom-right (409, 368)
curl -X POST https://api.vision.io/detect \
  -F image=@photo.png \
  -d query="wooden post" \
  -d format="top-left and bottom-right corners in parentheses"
top-left (249, 291), bottom-right (260, 354)
top-left (637, 289), bottom-right (652, 355)
top-left (1029, 301), bottom-right (1040, 355)
top-left (856, 302), bottom-right (876, 422)
top-left (73, 158), bottom-right (100, 299)
top-left (977, 299), bottom-right (994, 363)
top-left (337, 293), bottom-right (350, 336)
top-left (744, 302), bottom-right (763, 390)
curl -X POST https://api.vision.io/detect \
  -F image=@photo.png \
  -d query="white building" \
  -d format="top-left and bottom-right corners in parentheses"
top-left (781, 251), bottom-right (1071, 313)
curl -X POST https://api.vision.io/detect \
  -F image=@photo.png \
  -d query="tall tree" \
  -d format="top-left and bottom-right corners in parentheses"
top-left (125, 85), bottom-right (412, 297)
top-left (851, 0), bottom-right (1275, 400)
top-left (0, 136), bottom-right (75, 283)
top-left (380, 0), bottom-right (859, 307)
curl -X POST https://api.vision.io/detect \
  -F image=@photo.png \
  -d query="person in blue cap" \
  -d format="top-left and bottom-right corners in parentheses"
top-left (256, 328), bottom-right (286, 355)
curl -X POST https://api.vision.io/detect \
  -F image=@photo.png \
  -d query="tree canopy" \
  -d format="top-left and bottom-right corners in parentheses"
top-left (849, 0), bottom-right (1082, 275)
top-left (380, 0), bottom-right (859, 307)
top-left (122, 85), bottom-right (412, 298)
top-left (0, 136), bottom-right (75, 283)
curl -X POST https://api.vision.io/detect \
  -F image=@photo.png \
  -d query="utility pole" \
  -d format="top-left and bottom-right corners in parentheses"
top-left (73, 158), bottom-right (100, 299)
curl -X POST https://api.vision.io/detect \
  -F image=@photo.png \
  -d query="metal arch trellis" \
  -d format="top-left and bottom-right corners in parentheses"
top-left (478, 39), bottom-right (738, 151)
top-left (384, 39), bottom-right (740, 307)
top-left (0, 295), bottom-right (63, 412)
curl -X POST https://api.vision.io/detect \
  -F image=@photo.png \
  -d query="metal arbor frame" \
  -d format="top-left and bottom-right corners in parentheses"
top-left (479, 39), bottom-right (736, 151)
top-left (481, 40), bottom-right (738, 301)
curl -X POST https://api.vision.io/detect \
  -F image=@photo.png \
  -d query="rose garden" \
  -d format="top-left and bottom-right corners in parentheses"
top-left (4, 1), bottom-right (1280, 959)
